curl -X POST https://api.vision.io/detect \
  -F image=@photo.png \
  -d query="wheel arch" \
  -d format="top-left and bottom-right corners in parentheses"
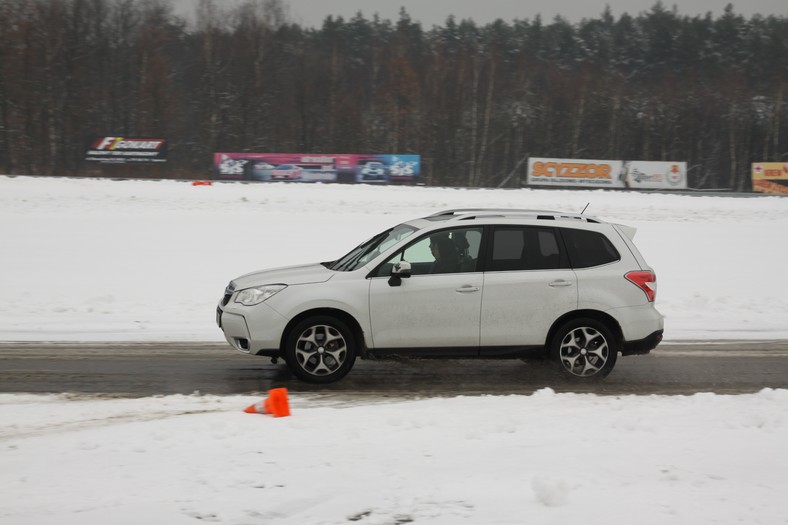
top-left (280, 308), bottom-right (368, 357)
top-left (545, 310), bottom-right (624, 352)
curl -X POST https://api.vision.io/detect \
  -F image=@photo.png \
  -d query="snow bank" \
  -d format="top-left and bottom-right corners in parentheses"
top-left (1, 389), bottom-right (787, 524)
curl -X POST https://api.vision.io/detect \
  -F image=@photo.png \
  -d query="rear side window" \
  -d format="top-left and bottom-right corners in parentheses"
top-left (561, 228), bottom-right (620, 268)
top-left (488, 226), bottom-right (567, 271)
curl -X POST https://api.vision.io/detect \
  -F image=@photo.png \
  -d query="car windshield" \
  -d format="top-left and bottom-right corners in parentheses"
top-left (326, 223), bottom-right (417, 272)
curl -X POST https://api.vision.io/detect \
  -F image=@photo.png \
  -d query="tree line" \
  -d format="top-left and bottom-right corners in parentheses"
top-left (0, 0), bottom-right (785, 189)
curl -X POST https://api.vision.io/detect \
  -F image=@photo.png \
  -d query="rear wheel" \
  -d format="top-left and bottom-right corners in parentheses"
top-left (550, 318), bottom-right (618, 379)
top-left (284, 316), bottom-right (356, 383)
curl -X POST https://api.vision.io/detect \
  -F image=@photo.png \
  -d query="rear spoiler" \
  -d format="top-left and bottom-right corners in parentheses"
top-left (614, 224), bottom-right (637, 240)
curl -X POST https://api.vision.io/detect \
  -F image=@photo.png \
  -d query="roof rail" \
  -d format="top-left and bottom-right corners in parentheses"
top-left (427, 208), bottom-right (544, 217)
top-left (427, 208), bottom-right (602, 223)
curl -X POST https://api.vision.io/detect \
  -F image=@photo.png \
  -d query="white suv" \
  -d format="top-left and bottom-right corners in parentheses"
top-left (217, 209), bottom-right (664, 383)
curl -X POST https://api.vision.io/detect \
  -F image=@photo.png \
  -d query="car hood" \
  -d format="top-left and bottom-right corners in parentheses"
top-left (231, 263), bottom-right (333, 290)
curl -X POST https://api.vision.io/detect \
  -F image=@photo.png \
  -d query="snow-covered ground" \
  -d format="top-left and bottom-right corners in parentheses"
top-left (1, 175), bottom-right (787, 524)
top-left (2, 390), bottom-right (787, 524)
top-left (2, 176), bottom-right (787, 341)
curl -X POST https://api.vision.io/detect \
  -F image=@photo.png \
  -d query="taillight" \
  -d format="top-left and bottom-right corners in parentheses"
top-left (625, 271), bottom-right (656, 302)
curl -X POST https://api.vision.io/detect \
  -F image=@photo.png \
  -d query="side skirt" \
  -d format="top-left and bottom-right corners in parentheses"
top-left (367, 345), bottom-right (545, 359)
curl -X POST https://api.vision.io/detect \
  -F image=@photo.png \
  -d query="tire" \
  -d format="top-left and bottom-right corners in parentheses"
top-left (550, 318), bottom-right (618, 380)
top-left (284, 316), bottom-right (356, 384)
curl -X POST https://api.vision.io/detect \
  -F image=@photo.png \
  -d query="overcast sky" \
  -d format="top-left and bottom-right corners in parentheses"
top-left (175, 0), bottom-right (787, 26)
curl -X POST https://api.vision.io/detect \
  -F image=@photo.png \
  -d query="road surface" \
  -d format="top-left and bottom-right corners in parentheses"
top-left (1, 341), bottom-right (787, 397)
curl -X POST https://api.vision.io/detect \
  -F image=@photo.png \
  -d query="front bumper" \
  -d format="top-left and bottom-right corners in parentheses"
top-left (216, 299), bottom-right (288, 356)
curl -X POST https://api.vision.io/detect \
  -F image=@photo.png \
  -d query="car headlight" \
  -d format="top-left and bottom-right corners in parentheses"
top-left (234, 284), bottom-right (287, 306)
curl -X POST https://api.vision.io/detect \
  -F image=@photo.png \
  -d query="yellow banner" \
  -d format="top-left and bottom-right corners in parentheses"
top-left (752, 163), bottom-right (788, 180)
top-left (753, 180), bottom-right (788, 194)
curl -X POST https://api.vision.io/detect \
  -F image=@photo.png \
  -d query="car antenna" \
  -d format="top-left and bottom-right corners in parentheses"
top-left (580, 203), bottom-right (590, 214)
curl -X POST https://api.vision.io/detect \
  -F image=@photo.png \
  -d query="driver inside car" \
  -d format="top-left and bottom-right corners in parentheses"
top-left (429, 234), bottom-right (461, 274)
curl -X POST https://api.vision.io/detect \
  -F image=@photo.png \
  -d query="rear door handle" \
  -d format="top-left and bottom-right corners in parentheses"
top-left (456, 285), bottom-right (480, 293)
top-left (549, 280), bottom-right (573, 288)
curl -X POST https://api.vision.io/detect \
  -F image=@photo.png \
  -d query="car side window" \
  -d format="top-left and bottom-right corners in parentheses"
top-left (561, 228), bottom-right (620, 268)
top-left (375, 227), bottom-right (483, 276)
top-left (488, 226), bottom-right (566, 271)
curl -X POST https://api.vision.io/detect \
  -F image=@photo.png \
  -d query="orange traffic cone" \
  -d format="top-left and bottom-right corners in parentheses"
top-left (244, 388), bottom-right (291, 417)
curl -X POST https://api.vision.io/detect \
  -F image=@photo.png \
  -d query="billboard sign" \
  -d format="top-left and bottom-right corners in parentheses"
top-left (85, 136), bottom-right (168, 164)
top-left (213, 153), bottom-right (421, 184)
top-left (623, 161), bottom-right (687, 189)
top-left (752, 163), bottom-right (788, 194)
top-left (527, 158), bottom-right (625, 188)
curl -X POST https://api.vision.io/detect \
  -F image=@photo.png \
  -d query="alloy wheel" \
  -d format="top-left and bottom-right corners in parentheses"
top-left (558, 326), bottom-right (610, 377)
top-left (294, 324), bottom-right (348, 377)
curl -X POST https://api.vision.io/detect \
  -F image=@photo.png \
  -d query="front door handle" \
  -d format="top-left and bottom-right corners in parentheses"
top-left (549, 280), bottom-right (573, 288)
top-left (456, 285), bottom-right (480, 293)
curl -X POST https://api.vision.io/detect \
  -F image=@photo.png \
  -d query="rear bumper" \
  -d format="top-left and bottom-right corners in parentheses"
top-left (622, 329), bottom-right (663, 356)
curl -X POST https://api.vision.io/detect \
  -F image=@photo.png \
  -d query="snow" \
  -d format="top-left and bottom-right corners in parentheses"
top-left (2, 175), bottom-right (787, 342)
top-left (2, 390), bottom-right (788, 523)
top-left (1, 175), bottom-right (788, 524)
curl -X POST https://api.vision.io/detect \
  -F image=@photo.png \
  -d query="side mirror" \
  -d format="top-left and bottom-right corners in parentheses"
top-left (388, 260), bottom-right (412, 287)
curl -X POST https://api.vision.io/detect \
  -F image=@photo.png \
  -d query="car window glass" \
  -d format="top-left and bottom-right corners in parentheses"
top-left (378, 237), bottom-right (400, 253)
top-left (330, 224), bottom-right (416, 272)
top-left (404, 237), bottom-right (434, 265)
top-left (561, 228), bottom-right (620, 268)
top-left (492, 229), bottom-right (523, 261)
top-left (489, 226), bottom-right (564, 271)
top-left (376, 227), bottom-right (483, 276)
top-left (538, 230), bottom-right (559, 257)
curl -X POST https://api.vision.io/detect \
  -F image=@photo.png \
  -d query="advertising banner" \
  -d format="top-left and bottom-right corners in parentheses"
top-left (85, 136), bottom-right (168, 164)
top-left (752, 163), bottom-right (788, 194)
top-left (623, 161), bottom-right (687, 189)
top-left (527, 158), bottom-right (625, 188)
top-left (213, 153), bottom-right (420, 184)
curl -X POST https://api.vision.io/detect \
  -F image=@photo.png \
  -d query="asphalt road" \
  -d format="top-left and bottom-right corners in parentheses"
top-left (1, 341), bottom-right (787, 398)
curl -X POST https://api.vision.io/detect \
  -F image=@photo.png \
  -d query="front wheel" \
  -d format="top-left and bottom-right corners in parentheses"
top-left (284, 316), bottom-right (356, 383)
top-left (550, 318), bottom-right (618, 380)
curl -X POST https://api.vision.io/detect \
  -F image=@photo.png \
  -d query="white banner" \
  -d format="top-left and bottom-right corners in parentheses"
top-left (624, 161), bottom-right (687, 189)
top-left (527, 158), bottom-right (625, 188)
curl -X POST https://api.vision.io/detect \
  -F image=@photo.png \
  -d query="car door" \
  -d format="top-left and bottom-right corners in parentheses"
top-left (480, 225), bottom-right (577, 351)
top-left (368, 227), bottom-right (484, 355)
